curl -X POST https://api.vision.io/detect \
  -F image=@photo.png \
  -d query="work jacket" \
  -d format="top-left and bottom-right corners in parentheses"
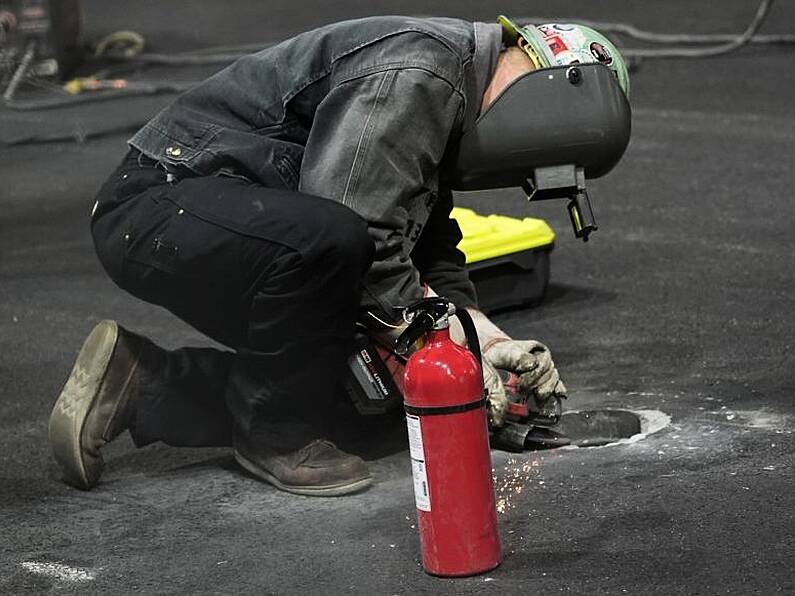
top-left (130, 16), bottom-right (502, 320)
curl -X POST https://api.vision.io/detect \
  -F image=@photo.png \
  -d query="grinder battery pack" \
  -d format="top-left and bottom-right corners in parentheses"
top-left (343, 333), bottom-right (405, 416)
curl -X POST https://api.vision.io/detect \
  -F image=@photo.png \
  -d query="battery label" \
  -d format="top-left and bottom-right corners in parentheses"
top-left (406, 415), bottom-right (430, 511)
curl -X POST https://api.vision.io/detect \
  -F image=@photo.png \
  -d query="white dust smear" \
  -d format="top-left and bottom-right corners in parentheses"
top-left (724, 409), bottom-right (792, 431)
top-left (20, 561), bottom-right (97, 582)
top-left (562, 409), bottom-right (671, 450)
top-left (625, 409), bottom-right (672, 443)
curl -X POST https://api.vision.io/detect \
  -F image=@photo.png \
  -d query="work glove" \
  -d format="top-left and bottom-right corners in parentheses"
top-left (482, 337), bottom-right (567, 403)
top-left (462, 307), bottom-right (567, 425)
top-left (481, 357), bottom-right (509, 428)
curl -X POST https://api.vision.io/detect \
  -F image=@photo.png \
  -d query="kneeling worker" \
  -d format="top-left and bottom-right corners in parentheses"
top-left (49, 15), bottom-right (630, 495)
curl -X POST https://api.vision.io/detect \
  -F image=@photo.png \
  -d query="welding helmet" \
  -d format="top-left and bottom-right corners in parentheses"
top-left (445, 18), bottom-right (632, 241)
top-left (499, 16), bottom-right (630, 98)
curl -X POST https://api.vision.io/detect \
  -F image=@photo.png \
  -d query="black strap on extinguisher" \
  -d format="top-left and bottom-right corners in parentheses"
top-left (404, 397), bottom-right (488, 416)
top-left (454, 306), bottom-right (482, 368)
top-left (455, 306), bottom-right (489, 408)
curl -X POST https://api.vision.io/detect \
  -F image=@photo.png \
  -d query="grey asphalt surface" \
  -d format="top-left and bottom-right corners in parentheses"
top-left (1, 1), bottom-right (793, 594)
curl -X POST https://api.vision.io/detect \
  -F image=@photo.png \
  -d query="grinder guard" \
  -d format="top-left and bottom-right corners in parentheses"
top-left (447, 63), bottom-right (631, 240)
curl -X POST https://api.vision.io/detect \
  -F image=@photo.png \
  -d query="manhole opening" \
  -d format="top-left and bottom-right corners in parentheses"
top-left (559, 409), bottom-right (642, 447)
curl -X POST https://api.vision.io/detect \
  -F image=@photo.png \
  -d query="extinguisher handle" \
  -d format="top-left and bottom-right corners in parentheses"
top-left (395, 311), bottom-right (435, 355)
top-left (454, 306), bottom-right (482, 368)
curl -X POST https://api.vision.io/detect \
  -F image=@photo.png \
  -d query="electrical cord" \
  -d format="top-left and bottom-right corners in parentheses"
top-left (569, 19), bottom-right (794, 46)
top-left (4, 79), bottom-right (195, 110)
top-left (517, 0), bottom-right (786, 60)
top-left (92, 30), bottom-right (273, 65)
top-left (124, 50), bottom-right (268, 65)
top-left (93, 30), bottom-right (147, 58)
top-left (621, 0), bottom-right (775, 59)
top-left (180, 42), bottom-right (275, 55)
top-left (4, 121), bottom-right (143, 145)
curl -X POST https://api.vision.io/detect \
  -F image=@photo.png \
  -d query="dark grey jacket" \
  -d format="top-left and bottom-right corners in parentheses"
top-left (129, 16), bottom-right (502, 319)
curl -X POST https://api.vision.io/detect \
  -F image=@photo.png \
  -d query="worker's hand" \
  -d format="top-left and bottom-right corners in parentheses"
top-left (481, 357), bottom-right (508, 428)
top-left (458, 307), bottom-right (567, 403)
top-left (482, 338), bottom-right (567, 402)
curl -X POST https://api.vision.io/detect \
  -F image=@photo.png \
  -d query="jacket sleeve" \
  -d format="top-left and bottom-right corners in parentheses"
top-left (298, 68), bottom-right (464, 323)
top-left (410, 187), bottom-right (478, 309)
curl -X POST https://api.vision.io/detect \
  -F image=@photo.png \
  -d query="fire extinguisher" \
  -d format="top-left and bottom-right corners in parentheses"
top-left (396, 298), bottom-right (502, 577)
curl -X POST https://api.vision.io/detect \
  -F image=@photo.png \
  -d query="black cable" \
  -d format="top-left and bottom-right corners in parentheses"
top-left (125, 50), bottom-right (268, 65)
top-left (180, 42), bottom-right (274, 55)
top-left (92, 30), bottom-right (274, 65)
top-left (3, 80), bottom-right (196, 110)
top-left (2, 121), bottom-right (144, 146)
top-left (571, 20), bottom-right (794, 46)
top-left (517, 0), bottom-right (784, 60)
top-left (622, 0), bottom-right (776, 59)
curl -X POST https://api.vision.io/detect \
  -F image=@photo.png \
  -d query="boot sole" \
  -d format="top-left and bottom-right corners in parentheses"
top-left (233, 450), bottom-right (372, 497)
top-left (48, 320), bottom-right (119, 490)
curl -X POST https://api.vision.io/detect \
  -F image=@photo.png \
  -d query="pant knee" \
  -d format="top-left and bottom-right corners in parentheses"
top-left (314, 203), bottom-right (374, 274)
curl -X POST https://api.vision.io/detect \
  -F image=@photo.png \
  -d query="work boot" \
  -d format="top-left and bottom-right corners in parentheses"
top-left (233, 436), bottom-right (372, 496)
top-left (48, 320), bottom-right (144, 490)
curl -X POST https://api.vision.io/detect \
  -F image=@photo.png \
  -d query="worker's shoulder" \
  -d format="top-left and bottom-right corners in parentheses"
top-left (300, 16), bottom-right (475, 84)
top-left (330, 15), bottom-right (475, 53)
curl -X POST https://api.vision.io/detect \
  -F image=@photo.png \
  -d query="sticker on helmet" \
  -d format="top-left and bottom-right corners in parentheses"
top-left (544, 35), bottom-right (570, 55)
top-left (553, 50), bottom-right (587, 66)
top-left (536, 25), bottom-right (558, 39)
top-left (590, 42), bottom-right (613, 65)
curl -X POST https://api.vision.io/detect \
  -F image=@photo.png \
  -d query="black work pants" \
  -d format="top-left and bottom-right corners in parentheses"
top-left (90, 151), bottom-right (374, 449)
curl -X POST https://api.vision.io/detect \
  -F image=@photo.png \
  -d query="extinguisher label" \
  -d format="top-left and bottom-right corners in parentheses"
top-left (406, 415), bottom-right (431, 511)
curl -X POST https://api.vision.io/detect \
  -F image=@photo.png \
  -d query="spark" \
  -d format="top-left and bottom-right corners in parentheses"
top-left (491, 457), bottom-right (541, 514)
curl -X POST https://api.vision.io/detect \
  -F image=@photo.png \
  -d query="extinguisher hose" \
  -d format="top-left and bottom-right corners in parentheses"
top-left (454, 307), bottom-right (482, 368)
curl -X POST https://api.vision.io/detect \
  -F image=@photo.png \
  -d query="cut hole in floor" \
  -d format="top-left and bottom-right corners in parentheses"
top-left (560, 409), bottom-right (642, 447)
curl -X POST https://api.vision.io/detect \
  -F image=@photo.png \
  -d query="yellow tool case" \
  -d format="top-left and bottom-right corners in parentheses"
top-left (451, 207), bottom-right (555, 313)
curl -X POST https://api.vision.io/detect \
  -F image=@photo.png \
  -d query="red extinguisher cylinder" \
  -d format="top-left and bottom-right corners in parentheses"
top-left (404, 327), bottom-right (502, 577)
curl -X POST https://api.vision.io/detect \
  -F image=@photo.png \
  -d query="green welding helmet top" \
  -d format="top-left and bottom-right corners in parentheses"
top-left (499, 15), bottom-right (630, 98)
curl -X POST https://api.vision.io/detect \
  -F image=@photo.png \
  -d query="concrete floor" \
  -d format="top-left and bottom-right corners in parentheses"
top-left (1, 1), bottom-right (793, 593)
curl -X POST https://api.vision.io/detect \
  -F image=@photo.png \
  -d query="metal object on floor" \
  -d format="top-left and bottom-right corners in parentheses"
top-left (0, 0), bottom-right (81, 95)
